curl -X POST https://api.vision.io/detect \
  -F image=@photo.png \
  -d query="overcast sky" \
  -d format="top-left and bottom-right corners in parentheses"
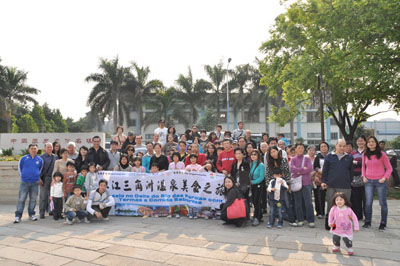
top-left (1, 0), bottom-right (398, 121)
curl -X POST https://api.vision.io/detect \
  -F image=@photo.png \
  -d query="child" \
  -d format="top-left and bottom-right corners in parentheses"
top-left (328, 192), bottom-right (359, 255)
top-left (76, 164), bottom-right (88, 196)
top-left (63, 162), bottom-right (77, 200)
top-left (185, 154), bottom-right (202, 172)
top-left (169, 152), bottom-right (185, 170)
top-left (150, 163), bottom-right (160, 173)
top-left (85, 162), bottom-right (98, 196)
top-left (267, 168), bottom-right (288, 228)
top-left (132, 157), bottom-right (146, 173)
top-left (50, 172), bottom-right (64, 220)
top-left (64, 185), bottom-right (90, 225)
top-left (200, 160), bottom-right (216, 172)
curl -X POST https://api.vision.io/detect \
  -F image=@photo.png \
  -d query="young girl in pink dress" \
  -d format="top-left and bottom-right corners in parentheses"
top-left (328, 192), bottom-right (359, 255)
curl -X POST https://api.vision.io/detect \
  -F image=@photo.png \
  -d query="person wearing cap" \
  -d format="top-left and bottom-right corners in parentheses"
top-left (121, 131), bottom-right (136, 152)
top-left (154, 119), bottom-right (168, 146)
top-left (67, 142), bottom-right (78, 160)
top-left (107, 140), bottom-right (120, 170)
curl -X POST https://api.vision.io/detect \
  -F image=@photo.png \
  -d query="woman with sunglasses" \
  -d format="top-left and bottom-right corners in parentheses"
top-left (125, 145), bottom-right (135, 165)
top-left (249, 150), bottom-right (265, 226)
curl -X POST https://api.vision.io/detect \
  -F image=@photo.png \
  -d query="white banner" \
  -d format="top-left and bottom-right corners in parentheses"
top-left (98, 170), bottom-right (226, 216)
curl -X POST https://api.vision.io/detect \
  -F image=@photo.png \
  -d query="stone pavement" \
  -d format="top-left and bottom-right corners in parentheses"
top-left (0, 200), bottom-right (399, 266)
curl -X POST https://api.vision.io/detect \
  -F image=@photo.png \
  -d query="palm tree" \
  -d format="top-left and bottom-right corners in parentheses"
top-left (175, 67), bottom-right (212, 125)
top-left (143, 87), bottom-right (188, 129)
top-left (126, 63), bottom-right (163, 134)
top-left (0, 66), bottom-right (39, 132)
top-left (86, 56), bottom-right (130, 130)
top-left (204, 62), bottom-right (227, 123)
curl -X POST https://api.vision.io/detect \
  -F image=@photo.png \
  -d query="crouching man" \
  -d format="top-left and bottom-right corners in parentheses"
top-left (86, 179), bottom-right (115, 220)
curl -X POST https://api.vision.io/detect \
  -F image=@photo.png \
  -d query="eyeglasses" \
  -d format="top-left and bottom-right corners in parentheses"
top-left (128, 149), bottom-right (134, 152)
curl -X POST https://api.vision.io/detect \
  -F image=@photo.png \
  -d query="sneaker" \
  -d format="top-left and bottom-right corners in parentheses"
top-left (289, 222), bottom-right (298, 227)
top-left (194, 215), bottom-right (199, 219)
top-left (103, 217), bottom-right (110, 221)
top-left (188, 215), bottom-right (193, 219)
top-left (175, 214), bottom-right (180, 219)
top-left (277, 223), bottom-right (283, 228)
top-left (297, 221), bottom-right (304, 227)
top-left (317, 215), bottom-right (323, 219)
top-left (378, 222), bottom-right (386, 231)
top-left (40, 214), bottom-right (45, 219)
top-left (252, 218), bottom-right (260, 226)
top-left (66, 218), bottom-right (73, 225)
top-left (348, 248), bottom-right (354, 255)
top-left (29, 215), bottom-right (38, 221)
top-left (308, 222), bottom-right (316, 228)
top-left (266, 223), bottom-right (273, 228)
top-left (83, 217), bottom-right (91, 223)
top-left (153, 214), bottom-right (159, 218)
top-left (332, 246), bottom-right (340, 253)
top-left (362, 222), bottom-right (371, 229)
top-left (14, 217), bottom-right (21, 224)
top-left (167, 215), bottom-right (172, 218)
top-left (394, 186), bottom-right (400, 189)
top-left (74, 217), bottom-right (81, 223)
top-left (204, 216), bottom-right (209, 220)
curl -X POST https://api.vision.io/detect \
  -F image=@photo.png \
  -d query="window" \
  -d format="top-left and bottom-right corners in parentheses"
top-left (307, 133), bottom-right (322, 139)
top-left (244, 111), bottom-right (260, 123)
top-left (307, 139), bottom-right (321, 145)
top-left (331, 132), bottom-right (338, 140)
top-left (307, 111), bottom-right (320, 123)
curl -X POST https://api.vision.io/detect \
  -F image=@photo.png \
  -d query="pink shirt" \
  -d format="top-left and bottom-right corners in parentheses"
top-left (169, 161), bottom-right (185, 170)
top-left (328, 206), bottom-right (359, 239)
top-left (361, 152), bottom-right (392, 180)
top-left (185, 164), bottom-right (202, 172)
top-left (132, 166), bottom-right (146, 173)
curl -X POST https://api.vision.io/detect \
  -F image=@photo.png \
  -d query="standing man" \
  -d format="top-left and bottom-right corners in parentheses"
top-left (245, 130), bottom-right (257, 148)
top-left (215, 125), bottom-right (223, 141)
top-left (39, 142), bottom-right (57, 219)
top-left (134, 135), bottom-right (147, 155)
top-left (191, 125), bottom-right (201, 139)
top-left (217, 139), bottom-right (236, 174)
top-left (142, 142), bottom-right (155, 173)
top-left (154, 119), bottom-right (168, 146)
top-left (107, 141), bottom-right (120, 170)
top-left (121, 131), bottom-right (136, 152)
top-left (87, 136), bottom-right (110, 170)
top-left (14, 144), bottom-right (43, 223)
top-left (67, 142), bottom-right (79, 160)
top-left (321, 139), bottom-right (354, 229)
top-left (232, 121), bottom-right (245, 140)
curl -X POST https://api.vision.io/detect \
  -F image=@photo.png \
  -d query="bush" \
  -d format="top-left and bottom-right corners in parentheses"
top-left (1, 147), bottom-right (13, 156)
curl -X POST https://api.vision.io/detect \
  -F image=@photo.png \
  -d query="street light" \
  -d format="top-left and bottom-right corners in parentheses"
top-left (226, 58), bottom-right (232, 131)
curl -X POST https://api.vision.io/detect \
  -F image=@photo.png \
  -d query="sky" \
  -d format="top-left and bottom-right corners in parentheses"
top-left (1, 0), bottom-right (398, 122)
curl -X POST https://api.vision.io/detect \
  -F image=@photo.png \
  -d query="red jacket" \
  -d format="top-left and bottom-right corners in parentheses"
top-left (184, 152), bottom-right (206, 167)
top-left (217, 150), bottom-right (236, 174)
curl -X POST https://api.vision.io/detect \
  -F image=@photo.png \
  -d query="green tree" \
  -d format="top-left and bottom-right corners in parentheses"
top-left (175, 67), bottom-right (212, 125)
top-left (17, 114), bottom-right (39, 133)
top-left (86, 56), bottom-right (130, 130)
top-left (0, 66), bottom-right (39, 132)
top-left (204, 62), bottom-right (227, 123)
top-left (197, 108), bottom-right (218, 132)
top-left (259, 0), bottom-right (400, 142)
top-left (126, 63), bottom-right (163, 134)
top-left (11, 115), bottom-right (18, 133)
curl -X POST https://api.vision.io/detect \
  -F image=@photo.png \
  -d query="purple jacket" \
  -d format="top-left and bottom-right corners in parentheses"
top-left (289, 155), bottom-right (313, 186)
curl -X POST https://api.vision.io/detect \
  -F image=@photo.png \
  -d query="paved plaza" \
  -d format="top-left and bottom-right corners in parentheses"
top-left (0, 201), bottom-right (399, 266)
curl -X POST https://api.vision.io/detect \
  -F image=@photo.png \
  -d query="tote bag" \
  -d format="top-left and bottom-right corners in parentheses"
top-left (290, 156), bottom-right (305, 192)
top-left (227, 198), bottom-right (247, 219)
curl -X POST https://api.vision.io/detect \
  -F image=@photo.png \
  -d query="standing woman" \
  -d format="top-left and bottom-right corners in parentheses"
top-left (206, 143), bottom-right (218, 168)
top-left (112, 126), bottom-right (127, 151)
top-left (231, 148), bottom-right (251, 207)
top-left (52, 148), bottom-right (74, 176)
top-left (207, 132), bottom-right (218, 144)
top-left (290, 143), bottom-right (315, 228)
top-left (350, 136), bottom-right (367, 220)
top-left (313, 141), bottom-right (329, 219)
top-left (74, 146), bottom-right (89, 173)
top-left (52, 141), bottom-right (61, 159)
top-left (362, 136), bottom-right (392, 230)
top-left (245, 143), bottom-right (254, 163)
top-left (167, 125), bottom-right (179, 143)
top-left (249, 150), bottom-right (265, 226)
top-left (150, 143), bottom-right (169, 171)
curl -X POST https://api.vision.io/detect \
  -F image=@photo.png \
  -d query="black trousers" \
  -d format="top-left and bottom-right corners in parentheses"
top-left (220, 203), bottom-right (246, 227)
top-left (392, 169), bottom-right (400, 186)
top-left (260, 180), bottom-right (267, 211)
top-left (313, 186), bottom-right (326, 216)
top-left (53, 197), bottom-right (63, 219)
top-left (333, 234), bottom-right (352, 248)
top-left (351, 185), bottom-right (365, 220)
top-left (89, 205), bottom-right (111, 219)
top-left (251, 183), bottom-right (264, 221)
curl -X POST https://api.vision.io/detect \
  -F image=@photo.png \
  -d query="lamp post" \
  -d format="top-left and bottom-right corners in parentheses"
top-left (226, 58), bottom-right (232, 131)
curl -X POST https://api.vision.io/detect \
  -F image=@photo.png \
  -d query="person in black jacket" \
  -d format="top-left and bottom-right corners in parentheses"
top-left (220, 175), bottom-right (248, 227)
top-left (231, 148), bottom-right (251, 206)
top-left (390, 154), bottom-right (400, 189)
top-left (205, 143), bottom-right (218, 168)
top-left (74, 146), bottom-right (90, 173)
top-left (87, 136), bottom-right (110, 170)
top-left (150, 143), bottom-right (169, 171)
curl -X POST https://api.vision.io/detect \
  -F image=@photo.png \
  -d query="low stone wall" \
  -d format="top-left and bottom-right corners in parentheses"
top-left (0, 161), bottom-right (19, 203)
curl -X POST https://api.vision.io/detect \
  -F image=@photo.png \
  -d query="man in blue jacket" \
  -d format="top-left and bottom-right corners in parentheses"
top-left (14, 144), bottom-right (43, 223)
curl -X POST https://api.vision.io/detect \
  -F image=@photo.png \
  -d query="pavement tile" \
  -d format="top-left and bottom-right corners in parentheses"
top-left (243, 253), bottom-right (341, 266)
top-left (49, 246), bottom-right (104, 262)
top-left (104, 237), bottom-right (168, 250)
top-left (92, 254), bottom-right (162, 266)
top-left (61, 238), bottom-right (112, 251)
top-left (165, 254), bottom-right (252, 266)
top-left (100, 244), bottom-right (173, 263)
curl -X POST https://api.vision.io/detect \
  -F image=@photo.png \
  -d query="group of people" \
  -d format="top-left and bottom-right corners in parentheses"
top-left (14, 119), bottom-right (398, 255)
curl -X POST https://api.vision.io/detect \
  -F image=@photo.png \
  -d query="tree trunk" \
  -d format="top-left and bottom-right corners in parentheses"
top-left (290, 119), bottom-right (295, 144)
top-left (216, 92), bottom-right (220, 124)
top-left (265, 98), bottom-right (269, 134)
top-left (138, 106), bottom-right (144, 135)
top-left (113, 103), bottom-right (118, 132)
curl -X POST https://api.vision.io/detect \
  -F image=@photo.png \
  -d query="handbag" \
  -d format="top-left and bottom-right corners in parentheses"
top-left (227, 198), bottom-right (247, 219)
top-left (351, 174), bottom-right (364, 187)
top-left (49, 200), bottom-right (54, 212)
top-left (290, 156), bottom-right (305, 192)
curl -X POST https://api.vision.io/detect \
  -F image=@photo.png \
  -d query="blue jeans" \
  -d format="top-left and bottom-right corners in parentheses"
top-left (65, 210), bottom-right (88, 221)
top-left (269, 200), bottom-right (283, 225)
top-left (15, 181), bottom-right (39, 218)
top-left (189, 207), bottom-right (198, 217)
top-left (365, 179), bottom-right (388, 224)
top-left (293, 185), bottom-right (315, 223)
